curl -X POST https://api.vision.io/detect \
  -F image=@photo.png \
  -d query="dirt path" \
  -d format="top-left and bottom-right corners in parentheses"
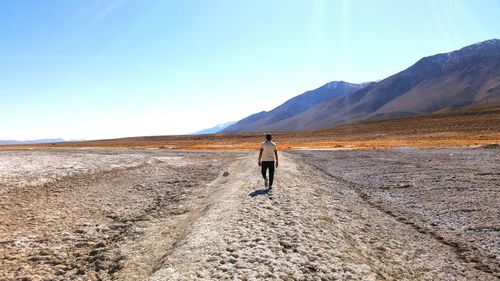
top-left (150, 153), bottom-right (495, 280)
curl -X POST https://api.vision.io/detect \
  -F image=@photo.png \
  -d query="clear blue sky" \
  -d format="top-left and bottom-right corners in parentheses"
top-left (1, 0), bottom-right (499, 140)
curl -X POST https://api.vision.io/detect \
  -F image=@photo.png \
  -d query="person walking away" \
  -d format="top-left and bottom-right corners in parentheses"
top-left (258, 133), bottom-right (279, 190)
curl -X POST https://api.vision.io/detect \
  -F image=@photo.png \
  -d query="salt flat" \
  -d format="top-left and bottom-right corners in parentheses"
top-left (0, 148), bottom-right (498, 280)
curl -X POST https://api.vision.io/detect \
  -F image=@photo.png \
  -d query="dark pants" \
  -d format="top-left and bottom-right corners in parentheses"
top-left (261, 161), bottom-right (275, 186)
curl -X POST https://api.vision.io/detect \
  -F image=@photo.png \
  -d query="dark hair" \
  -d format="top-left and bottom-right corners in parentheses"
top-left (265, 133), bottom-right (272, 141)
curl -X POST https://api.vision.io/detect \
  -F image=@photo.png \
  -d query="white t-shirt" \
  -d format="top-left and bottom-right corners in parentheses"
top-left (260, 141), bottom-right (277, 161)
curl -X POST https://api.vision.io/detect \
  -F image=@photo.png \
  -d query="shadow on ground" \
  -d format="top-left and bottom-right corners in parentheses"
top-left (249, 188), bottom-right (269, 197)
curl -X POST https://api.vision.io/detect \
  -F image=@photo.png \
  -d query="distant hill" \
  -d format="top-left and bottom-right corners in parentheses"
top-left (193, 121), bottom-right (237, 135)
top-left (0, 138), bottom-right (74, 145)
top-left (225, 39), bottom-right (500, 132)
top-left (222, 81), bottom-right (367, 132)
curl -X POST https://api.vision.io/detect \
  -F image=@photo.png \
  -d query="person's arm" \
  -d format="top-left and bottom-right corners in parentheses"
top-left (274, 149), bottom-right (279, 167)
top-left (258, 148), bottom-right (263, 166)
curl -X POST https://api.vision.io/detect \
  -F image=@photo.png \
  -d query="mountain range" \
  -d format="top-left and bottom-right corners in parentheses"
top-left (192, 121), bottom-right (236, 135)
top-left (0, 138), bottom-right (70, 145)
top-left (222, 39), bottom-right (500, 133)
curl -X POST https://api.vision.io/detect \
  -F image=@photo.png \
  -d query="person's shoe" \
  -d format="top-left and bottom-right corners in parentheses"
top-left (264, 178), bottom-right (268, 188)
top-left (268, 186), bottom-right (273, 193)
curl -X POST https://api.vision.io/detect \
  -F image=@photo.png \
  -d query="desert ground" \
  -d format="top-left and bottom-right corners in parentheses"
top-left (1, 106), bottom-right (499, 151)
top-left (1, 146), bottom-right (498, 280)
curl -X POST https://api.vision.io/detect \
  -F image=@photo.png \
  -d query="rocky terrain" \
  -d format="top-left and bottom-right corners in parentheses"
top-left (293, 148), bottom-right (500, 278)
top-left (0, 149), bottom-right (247, 280)
top-left (0, 148), bottom-right (498, 280)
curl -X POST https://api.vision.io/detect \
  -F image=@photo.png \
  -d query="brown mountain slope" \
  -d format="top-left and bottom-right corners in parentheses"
top-left (370, 41), bottom-right (500, 118)
top-left (231, 39), bottom-right (500, 132)
top-left (222, 81), bottom-right (366, 132)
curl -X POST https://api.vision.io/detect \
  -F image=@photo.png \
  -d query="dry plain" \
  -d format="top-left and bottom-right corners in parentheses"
top-left (0, 146), bottom-right (498, 280)
top-left (1, 105), bottom-right (499, 151)
top-left (1, 106), bottom-right (499, 280)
